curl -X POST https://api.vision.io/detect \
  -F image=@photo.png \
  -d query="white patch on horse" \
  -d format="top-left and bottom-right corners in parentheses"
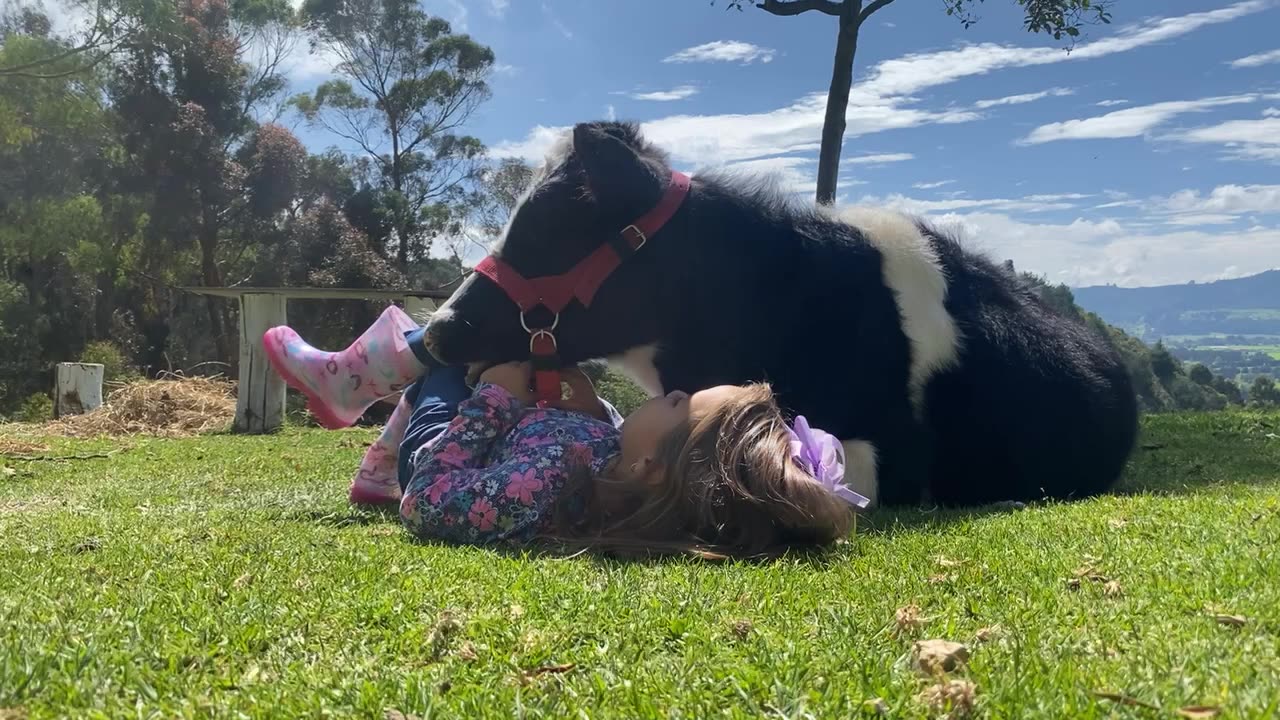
top-left (606, 344), bottom-right (664, 398)
top-left (841, 439), bottom-right (879, 509)
top-left (831, 206), bottom-right (961, 416)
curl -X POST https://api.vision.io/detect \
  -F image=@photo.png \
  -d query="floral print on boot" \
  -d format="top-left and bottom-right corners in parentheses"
top-left (263, 304), bottom-right (425, 429)
top-left (348, 393), bottom-right (413, 505)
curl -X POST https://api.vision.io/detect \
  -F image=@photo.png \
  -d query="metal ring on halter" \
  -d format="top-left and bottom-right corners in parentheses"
top-left (528, 329), bottom-right (558, 353)
top-left (520, 310), bottom-right (560, 334)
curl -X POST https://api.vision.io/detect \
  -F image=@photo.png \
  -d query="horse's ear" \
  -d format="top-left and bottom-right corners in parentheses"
top-left (572, 123), bottom-right (664, 216)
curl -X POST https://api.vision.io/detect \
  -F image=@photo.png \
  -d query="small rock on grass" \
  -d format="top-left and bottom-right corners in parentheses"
top-left (914, 639), bottom-right (970, 674)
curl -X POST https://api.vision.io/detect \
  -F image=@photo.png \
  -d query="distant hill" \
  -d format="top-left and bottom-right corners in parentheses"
top-left (1073, 270), bottom-right (1280, 341)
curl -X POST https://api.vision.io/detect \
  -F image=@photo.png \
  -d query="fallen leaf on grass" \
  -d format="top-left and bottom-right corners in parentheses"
top-left (918, 679), bottom-right (977, 717)
top-left (928, 573), bottom-right (955, 585)
top-left (895, 605), bottom-right (928, 635)
top-left (0, 707), bottom-right (27, 720)
top-left (1107, 518), bottom-right (1129, 530)
top-left (1, 467), bottom-right (15, 478)
top-left (1213, 614), bottom-right (1247, 628)
top-left (232, 573), bottom-right (252, 589)
top-left (974, 626), bottom-right (1003, 643)
top-left (730, 619), bottom-right (753, 639)
top-left (1103, 580), bottom-right (1123, 598)
top-left (1178, 706), bottom-right (1222, 719)
top-left (935, 556), bottom-right (966, 568)
top-left (517, 662), bottom-right (576, 684)
top-left (914, 639), bottom-right (970, 674)
top-left (458, 642), bottom-right (478, 661)
top-left (863, 698), bottom-right (889, 715)
top-left (1093, 691), bottom-right (1158, 710)
top-left (384, 710), bottom-right (420, 720)
top-left (428, 609), bottom-right (464, 655)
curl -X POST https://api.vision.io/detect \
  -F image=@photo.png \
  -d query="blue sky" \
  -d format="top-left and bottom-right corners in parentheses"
top-left (285, 0), bottom-right (1280, 287)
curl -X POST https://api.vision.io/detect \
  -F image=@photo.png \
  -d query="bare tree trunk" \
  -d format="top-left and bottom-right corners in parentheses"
top-left (199, 221), bottom-right (230, 363)
top-left (815, 4), bottom-right (861, 206)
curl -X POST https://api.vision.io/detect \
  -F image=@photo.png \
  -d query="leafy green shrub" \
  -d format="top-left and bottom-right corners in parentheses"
top-left (16, 393), bottom-right (53, 423)
top-left (594, 368), bottom-right (649, 417)
top-left (79, 340), bottom-right (141, 384)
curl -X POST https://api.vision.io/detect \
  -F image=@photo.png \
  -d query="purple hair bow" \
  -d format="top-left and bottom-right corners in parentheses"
top-left (787, 415), bottom-right (870, 509)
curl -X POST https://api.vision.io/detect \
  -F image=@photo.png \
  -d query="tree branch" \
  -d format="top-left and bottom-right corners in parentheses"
top-left (858, 0), bottom-right (896, 24)
top-left (756, 0), bottom-right (843, 17)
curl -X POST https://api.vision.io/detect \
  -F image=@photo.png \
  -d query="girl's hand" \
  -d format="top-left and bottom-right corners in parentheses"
top-left (478, 361), bottom-right (535, 405)
top-left (548, 367), bottom-right (608, 420)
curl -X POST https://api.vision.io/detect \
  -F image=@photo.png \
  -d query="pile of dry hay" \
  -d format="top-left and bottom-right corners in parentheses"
top-left (52, 373), bottom-right (237, 438)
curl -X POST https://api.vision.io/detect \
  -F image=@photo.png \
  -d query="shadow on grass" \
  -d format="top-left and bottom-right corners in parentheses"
top-left (286, 410), bottom-right (1280, 563)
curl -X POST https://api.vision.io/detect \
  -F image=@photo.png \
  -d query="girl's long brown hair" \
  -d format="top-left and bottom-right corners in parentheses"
top-left (544, 383), bottom-right (857, 559)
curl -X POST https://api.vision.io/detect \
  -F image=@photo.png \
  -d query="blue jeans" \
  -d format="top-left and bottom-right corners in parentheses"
top-left (396, 326), bottom-right (471, 491)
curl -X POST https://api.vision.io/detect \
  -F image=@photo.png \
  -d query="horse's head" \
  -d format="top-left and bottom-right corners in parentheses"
top-left (424, 121), bottom-right (683, 370)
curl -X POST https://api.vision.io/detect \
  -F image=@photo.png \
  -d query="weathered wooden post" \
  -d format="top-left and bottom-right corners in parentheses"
top-left (234, 292), bottom-right (287, 433)
top-left (53, 362), bottom-right (104, 418)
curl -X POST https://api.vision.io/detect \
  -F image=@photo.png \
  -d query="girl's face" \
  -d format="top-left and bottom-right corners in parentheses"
top-left (617, 385), bottom-right (746, 476)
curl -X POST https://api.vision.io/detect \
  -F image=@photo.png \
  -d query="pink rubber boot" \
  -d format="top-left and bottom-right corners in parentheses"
top-left (262, 304), bottom-right (424, 429)
top-left (348, 393), bottom-right (413, 505)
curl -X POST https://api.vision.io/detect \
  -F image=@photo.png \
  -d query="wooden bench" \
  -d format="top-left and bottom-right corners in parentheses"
top-left (182, 287), bottom-right (452, 434)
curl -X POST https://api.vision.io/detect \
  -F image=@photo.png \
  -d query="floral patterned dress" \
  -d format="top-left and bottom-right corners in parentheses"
top-left (399, 382), bottom-right (622, 545)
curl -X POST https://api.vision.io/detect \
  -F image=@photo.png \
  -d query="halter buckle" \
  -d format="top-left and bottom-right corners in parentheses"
top-left (621, 224), bottom-right (647, 251)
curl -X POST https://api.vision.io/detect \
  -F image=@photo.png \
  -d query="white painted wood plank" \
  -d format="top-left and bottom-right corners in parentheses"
top-left (234, 293), bottom-right (287, 433)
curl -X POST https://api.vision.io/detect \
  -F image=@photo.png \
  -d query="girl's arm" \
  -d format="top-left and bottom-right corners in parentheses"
top-left (399, 382), bottom-right (571, 544)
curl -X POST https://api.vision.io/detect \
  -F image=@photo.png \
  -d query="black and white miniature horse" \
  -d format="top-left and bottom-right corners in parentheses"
top-left (424, 121), bottom-right (1139, 507)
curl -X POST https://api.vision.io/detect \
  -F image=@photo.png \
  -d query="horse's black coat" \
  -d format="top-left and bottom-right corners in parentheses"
top-left (426, 121), bottom-right (1139, 506)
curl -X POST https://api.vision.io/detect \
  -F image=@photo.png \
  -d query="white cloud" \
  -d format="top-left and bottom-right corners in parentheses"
top-left (860, 206), bottom-right (1280, 287)
top-left (627, 85), bottom-right (699, 102)
top-left (1170, 116), bottom-right (1280, 162)
top-left (913, 180), bottom-right (956, 189)
top-left (718, 156), bottom-right (817, 196)
top-left (492, 63), bottom-right (517, 76)
top-left (1265, 108), bottom-right (1280, 117)
top-left (845, 1), bottom-right (1267, 100)
top-left (488, 0), bottom-right (509, 18)
top-left (973, 87), bottom-right (1073, 109)
top-left (844, 152), bottom-right (914, 165)
top-left (605, 104), bottom-right (617, 121)
top-left (494, 2), bottom-right (1267, 169)
top-left (1019, 94), bottom-right (1260, 144)
top-left (1162, 184), bottom-right (1280, 216)
top-left (541, 2), bottom-right (572, 38)
top-left (662, 40), bottom-right (776, 65)
top-left (1229, 48), bottom-right (1280, 68)
top-left (874, 194), bottom-right (1083, 214)
top-left (1096, 99), bottom-right (1130, 107)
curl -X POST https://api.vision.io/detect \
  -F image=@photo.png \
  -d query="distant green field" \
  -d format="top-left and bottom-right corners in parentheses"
top-left (1192, 345), bottom-right (1280, 360)
top-left (1180, 309), bottom-right (1280, 321)
top-left (1164, 334), bottom-right (1280, 343)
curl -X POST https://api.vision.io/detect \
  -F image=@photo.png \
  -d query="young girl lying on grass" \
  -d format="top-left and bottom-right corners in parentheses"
top-left (263, 305), bottom-right (867, 557)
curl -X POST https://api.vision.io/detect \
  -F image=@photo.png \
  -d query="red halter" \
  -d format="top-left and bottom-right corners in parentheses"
top-left (473, 170), bottom-right (691, 405)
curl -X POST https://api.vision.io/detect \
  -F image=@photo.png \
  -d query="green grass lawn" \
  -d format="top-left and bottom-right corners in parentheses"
top-left (2, 411), bottom-right (1279, 719)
